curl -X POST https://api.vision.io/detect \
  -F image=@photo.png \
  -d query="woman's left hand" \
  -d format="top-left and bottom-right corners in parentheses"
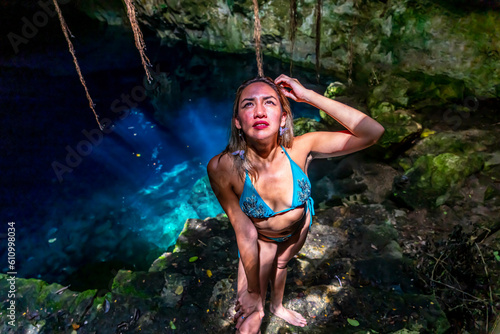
top-left (275, 74), bottom-right (310, 103)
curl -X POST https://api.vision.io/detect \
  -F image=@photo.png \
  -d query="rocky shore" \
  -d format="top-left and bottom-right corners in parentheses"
top-left (0, 205), bottom-right (448, 334)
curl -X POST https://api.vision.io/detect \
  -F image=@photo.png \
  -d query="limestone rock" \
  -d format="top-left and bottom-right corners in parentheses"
top-left (76, 0), bottom-right (500, 98)
top-left (370, 102), bottom-right (422, 158)
top-left (394, 152), bottom-right (485, 208)
top-left (293, 117), bottom-right (327, 136)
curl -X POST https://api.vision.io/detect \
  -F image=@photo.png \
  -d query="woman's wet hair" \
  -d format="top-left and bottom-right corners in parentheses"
top-left (221, 76), bottom-right (295, 181)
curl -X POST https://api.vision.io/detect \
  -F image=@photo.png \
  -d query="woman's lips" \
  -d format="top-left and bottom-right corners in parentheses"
top-left (253, 121), bottom-right (269, 129)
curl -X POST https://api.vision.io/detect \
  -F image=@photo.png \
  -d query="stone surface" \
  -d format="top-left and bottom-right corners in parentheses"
top-left (0, 206), bottom-right (455, 333)
top-left (370, 102), bottom-right (422, 158)
top-left (76, 0), bottom-right (500, 100)
top-left (392, 128), bottom-right (500, 209)
top-left (293, 117), bottom-right (327, 136)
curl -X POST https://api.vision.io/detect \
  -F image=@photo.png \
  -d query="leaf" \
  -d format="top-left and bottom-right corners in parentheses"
top-left (347, 318), bottom-right (360, 326)
top-left (421, 129), bottom-right (435, 138)
top-left (169, 320), bottom-right (176, 329)
top-left (206, 269), bottom-right (212, 277)
top-left (189, 256), bottom-right (198, 262)
top-left (175, 285), bottom-right (184, 295)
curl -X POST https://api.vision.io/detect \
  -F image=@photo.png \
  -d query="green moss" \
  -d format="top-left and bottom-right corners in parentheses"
top-left (413, 131), bottom-right (496, 156)
top-left (432, 153), bottom-right (483, 190)
top-left (398, 152), bottom-right (485, 207)
top-left (93, 295), bottom-right (105, 308)
top-left (370, 102), bottom-right (422, 151)
top-left (369, 76), bottom-right (411, 109)
top-left (35, 283), bottom-right (57, 305)
top-left (111, 270), bottom-right (152, 299)
top-left (64, 289), bottom-right (97, 315)
top-left (324, 82), bottom-right (347, 100)
top-left (293, 117), bottom-right (327, 136)
top-left (398, 157), bottom-right (413, 171)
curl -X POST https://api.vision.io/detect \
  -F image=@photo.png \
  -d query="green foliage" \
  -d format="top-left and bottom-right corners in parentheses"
top-left (347, 318), bottom-right (360, 326)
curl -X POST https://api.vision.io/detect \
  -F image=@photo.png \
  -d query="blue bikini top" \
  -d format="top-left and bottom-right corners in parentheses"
top-left (239, 146), bottom-right (314, 219)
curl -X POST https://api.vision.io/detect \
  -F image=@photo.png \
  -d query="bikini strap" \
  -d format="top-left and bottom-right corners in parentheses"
top-left (280, 145), bottom-right (292, 160)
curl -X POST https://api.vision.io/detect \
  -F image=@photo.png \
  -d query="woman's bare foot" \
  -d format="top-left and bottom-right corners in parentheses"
top-left (237, 311), bottom-right (264, 334)
top-left (270, 305), bottom-right (307, 327)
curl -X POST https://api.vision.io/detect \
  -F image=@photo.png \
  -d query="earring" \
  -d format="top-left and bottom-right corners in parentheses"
top-left (279, 127), bottom-right (289, 136)
top-left (231, 150), bottom-right (245, 160)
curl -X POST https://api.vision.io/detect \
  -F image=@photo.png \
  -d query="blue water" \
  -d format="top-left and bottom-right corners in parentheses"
top-left (2, 87), bottom-right (232, 285)
top-left (0, 9), bottom-right (332, 289)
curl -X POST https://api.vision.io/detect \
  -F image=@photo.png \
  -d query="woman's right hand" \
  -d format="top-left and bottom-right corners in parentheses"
top-left (275, 74), bottom-right (310, 103)
top-left (234, 290), bottom-right (264, 329)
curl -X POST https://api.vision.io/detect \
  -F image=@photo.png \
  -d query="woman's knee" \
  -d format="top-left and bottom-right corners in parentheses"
top-left (276, 257), bottom-right (290, 270)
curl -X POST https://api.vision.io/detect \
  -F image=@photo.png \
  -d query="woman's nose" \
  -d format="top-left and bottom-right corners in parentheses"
top-left (254, 102), bottom-right (266, 118)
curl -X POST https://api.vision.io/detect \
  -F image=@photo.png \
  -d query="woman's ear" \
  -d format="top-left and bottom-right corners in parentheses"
top-left (280, 112), bottom-right (287, 127)
top-left (234, 117), bottom-right (242, 130)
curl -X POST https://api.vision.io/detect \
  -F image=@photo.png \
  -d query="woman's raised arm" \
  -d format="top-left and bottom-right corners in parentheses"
top-left (275, 74), bottom-right (385, 158)
top-left (207, 154), bottom-right (264, 321)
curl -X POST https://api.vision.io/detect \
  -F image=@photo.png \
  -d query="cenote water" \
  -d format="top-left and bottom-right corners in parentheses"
top-left (1, 15), bottom-right (329, 291)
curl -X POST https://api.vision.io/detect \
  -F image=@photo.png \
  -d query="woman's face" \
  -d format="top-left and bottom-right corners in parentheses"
top-left (234, 82), bottom-right (286, 141)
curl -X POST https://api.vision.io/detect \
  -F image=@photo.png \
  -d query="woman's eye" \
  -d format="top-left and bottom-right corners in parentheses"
top-left (243, 102), bottom-right (252, 108)
top-left (265, 100), bottom-right (275, 105)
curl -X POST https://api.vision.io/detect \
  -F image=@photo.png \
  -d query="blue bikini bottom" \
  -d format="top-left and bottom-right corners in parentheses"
top-left (263, 211), bottom-right (312, 243)
top-left (237, 206), bottom-right (313, 258)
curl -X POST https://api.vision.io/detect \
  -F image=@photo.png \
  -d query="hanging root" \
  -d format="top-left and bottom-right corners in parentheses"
top-left (314, 0), bottom-right (322, 83)
top-left (123, 0), bottom-right (153, 83)
top-left (252, 0), bottom-right (264, 77)
top-left (347, 0), bottom-right (359, 86)
top-left (289, 0), bottom-right (297, 76)
top-left (53, 0), bottom-right (102, 130)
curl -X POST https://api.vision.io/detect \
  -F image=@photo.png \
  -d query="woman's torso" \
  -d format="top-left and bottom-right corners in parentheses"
top-left (231, 143), bottom-right (312, 239)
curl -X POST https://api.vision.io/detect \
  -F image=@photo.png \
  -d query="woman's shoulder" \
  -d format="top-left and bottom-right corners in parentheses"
top-left (207, 152), bottom-right (244, 196)
top-left (287, 134), bottom-right (314, 156)
top-left (285, 134), bottom-right (316, 168)
top-left (207, 152), bottom-right (234, 178)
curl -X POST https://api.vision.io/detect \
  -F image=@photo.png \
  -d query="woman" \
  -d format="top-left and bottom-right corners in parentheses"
top-left (207, 74), bottom-right (384, 333)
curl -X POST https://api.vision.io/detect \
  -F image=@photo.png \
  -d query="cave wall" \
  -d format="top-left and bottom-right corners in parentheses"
top-left (78, 0), bottom-right (500, 97)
